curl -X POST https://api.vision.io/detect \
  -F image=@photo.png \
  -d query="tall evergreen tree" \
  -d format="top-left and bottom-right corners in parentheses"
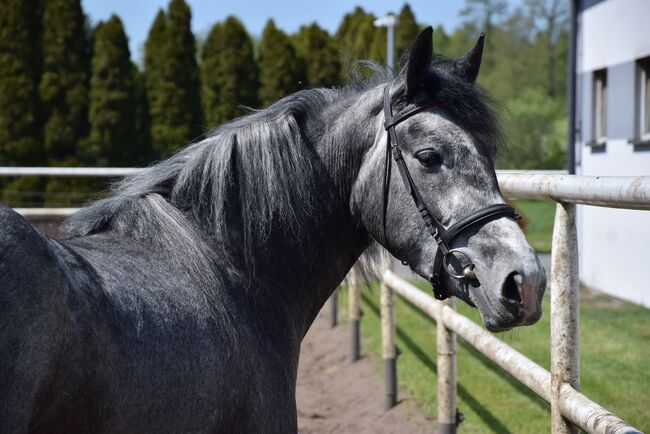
top-left (132, 65), bottom-right (152, 164)
top-left (369, 25), bottom-right (387, 65)
top-left (40, 0), bottom-right (94, 207)
top-left (40, 0), bottom-right (90, 161)
top-left (201, 16), bottom-right (258, 126)
top-left (395, 4), bottom-right (420, 63)
top-left (166, 0), bottom-right (202, 145)
top-left (86, 16), bottom-right (135, 166)
top-left (0, 0), bottom-right (42, 165)
top-left (292, 24), bottom-right (340, 88)
top-left (258, 20), bottom-right (301, 107)
top-left (144, 10), bottom-right (169, 156)
top-left (0, 0), bottom-right (45, 206)
top-left (144, 0), bottom-right (202, 158)
top-left (335, 7), bottom-right (377, 80)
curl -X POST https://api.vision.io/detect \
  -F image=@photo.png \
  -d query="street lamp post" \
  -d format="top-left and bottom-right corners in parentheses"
top-left (374, 14), bottom-right (397, 70)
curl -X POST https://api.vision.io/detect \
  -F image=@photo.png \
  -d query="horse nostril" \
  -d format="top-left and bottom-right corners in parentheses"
top-left (502, 272), bottom-right (523, 305)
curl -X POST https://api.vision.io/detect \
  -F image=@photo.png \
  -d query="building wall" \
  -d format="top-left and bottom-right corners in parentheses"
top-left (576, 0), bottom-right (650, 306)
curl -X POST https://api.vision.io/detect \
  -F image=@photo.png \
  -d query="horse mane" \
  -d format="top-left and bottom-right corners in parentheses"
top-left (63, 88), bottom-right (346, 273)
top-left (62, 60), bottom-right (503, 280)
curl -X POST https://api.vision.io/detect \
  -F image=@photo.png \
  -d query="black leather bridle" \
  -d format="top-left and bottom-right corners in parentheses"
top-left (381, 85), bottom-right (519, 300)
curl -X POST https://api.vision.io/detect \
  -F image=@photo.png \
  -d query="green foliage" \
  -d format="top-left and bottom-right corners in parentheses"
top-left (87, 16), bottom-right (136, 166)
top-left (335, 7), bottom-right (378, 79)
top-left (144, 10), bottom-right (168, 156)
top-left (500, 87), bottom-right (567, 169)
top-left (0, 0), bottom-right (42, 166)
top-left (291, 23), bottom-right (340, 88)
top-left (144, 0), bottom-right (202, 158)
top-left (451, 0), bottom-right (569, 169)
top-left (166, 0), bottom-right (202, 143)
top-left (257, 20), bottom-right (302, 107)
top-left (512, 198), bottom-right (555, 252)
top-left (395, 4), bottom-right (419, 63)
top-left (131, 65), bottom-right (152, 164)
top-left (40, 0), bottom-right (90, 161)
top-left (201, 16), bottom-right (258, 126)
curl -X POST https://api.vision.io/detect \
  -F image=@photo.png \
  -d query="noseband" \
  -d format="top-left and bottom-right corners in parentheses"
top-left (381, 86), bottom-right (519, 300)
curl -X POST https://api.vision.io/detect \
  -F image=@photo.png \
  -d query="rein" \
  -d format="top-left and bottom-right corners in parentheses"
top-left (381, 85), bottom-right (519, 300)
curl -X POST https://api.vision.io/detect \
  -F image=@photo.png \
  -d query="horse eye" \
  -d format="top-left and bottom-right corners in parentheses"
top-left (415, 149), bottom-right (442, 167)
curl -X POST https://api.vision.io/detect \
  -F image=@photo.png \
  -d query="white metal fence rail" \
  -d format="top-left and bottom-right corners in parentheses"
top-left (1, 168), bottom-right (647, 433)
top-left (372, 174), bottom-right (648, 434)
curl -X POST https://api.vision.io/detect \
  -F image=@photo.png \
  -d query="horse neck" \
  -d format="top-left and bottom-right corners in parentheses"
top-left (245, 88), bottom-right (381, 340)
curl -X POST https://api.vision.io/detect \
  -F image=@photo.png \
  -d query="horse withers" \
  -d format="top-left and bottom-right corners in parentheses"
top-left (0, 28), bottom-right (545, 433)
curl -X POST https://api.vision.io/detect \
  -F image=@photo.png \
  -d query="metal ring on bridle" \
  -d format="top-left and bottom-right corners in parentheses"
top-left (443, 249), bottom-right (476, 280)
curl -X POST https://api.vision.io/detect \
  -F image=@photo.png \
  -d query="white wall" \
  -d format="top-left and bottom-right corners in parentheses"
top-left (577, 139), bottom-right (650, 307)
top-left (580, 0), bottom-right (650, 73)
top-left (577, 0), bottom-right (650, 307)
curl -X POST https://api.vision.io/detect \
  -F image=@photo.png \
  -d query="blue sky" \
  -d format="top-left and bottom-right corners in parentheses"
top-left (81, 0), bottom-right (472, 62)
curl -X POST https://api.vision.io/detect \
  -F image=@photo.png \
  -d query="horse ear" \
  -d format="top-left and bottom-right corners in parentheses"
top-left (458, 33), bottom-right (485, 83)
top-left (405, 26), bottom-right (434, 97)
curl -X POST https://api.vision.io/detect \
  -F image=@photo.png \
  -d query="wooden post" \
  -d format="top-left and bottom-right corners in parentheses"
top-left (348, 271), bottom-right (361, 363)
top-left (380, 279), bottom-right (397, 410)
top-left (437, 297), bottom-right (457, 434)
top-left (551, 202), bottom-right (579, 434)
top-left (328, 289), bottom-right (338, 328)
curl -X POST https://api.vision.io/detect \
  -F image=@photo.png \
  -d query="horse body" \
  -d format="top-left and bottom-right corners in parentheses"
top-left (0, 89), bottom-right (369, 431)
top-left (1, 28), bottom-right (546, 433)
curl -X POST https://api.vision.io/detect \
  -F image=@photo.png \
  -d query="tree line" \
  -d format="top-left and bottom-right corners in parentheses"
top-left (0, 0), bottom-right (567, 206)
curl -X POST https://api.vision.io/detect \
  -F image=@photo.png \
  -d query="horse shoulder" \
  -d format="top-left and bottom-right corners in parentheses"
top-left (0, 205), bottom-right (79, 432)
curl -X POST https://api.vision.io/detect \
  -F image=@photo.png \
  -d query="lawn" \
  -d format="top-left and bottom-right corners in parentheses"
top-left (510, 198), bottom-right (556, 253)
top-left (334, 283), bottom-right (650, 433)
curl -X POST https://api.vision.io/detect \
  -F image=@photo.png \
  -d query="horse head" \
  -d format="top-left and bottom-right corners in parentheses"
top-left (352, 28), bottom-right (546, 332)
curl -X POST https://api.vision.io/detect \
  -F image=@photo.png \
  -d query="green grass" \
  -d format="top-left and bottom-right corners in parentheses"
top-left (336, 283), bottom-right (650, 433)
top-left (511, 198), bottom-right (556, 253)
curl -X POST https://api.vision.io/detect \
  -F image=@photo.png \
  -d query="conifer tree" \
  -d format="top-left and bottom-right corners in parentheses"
top-left (202, 16), bottom-right (258, 126)
top-left (167, 0), bottom-right (202, 146)
top-left (87, 16), bottom-right (135, 166)
top-left (335, 7), bottom-right (377, 80)
top-left (292, 23), bottom-right (340, 88)
top-left (40, 0), bottom-right (93, 207)
top-left (144, 10), bottom-right (169, 156)
top-left (144, 0), bottom-right (202, 158)
top-left (132, 66), bottom-right (152, 164)
top-left (395, 4), bottom-right (420, 62)
top-left (0, 0), bottom-right (42, 165)
top-left (258, 20), bottom-right (302, 107)
top-left (40, 0), bottom-right (90, 161)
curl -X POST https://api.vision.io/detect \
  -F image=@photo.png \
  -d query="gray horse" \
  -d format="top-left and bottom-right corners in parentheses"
top-left (0, 28), bottom-right (545, 433)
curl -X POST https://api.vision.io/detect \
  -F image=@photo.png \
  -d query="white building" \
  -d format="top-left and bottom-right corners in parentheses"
top-left (573, 0), bottom-right (650, 306)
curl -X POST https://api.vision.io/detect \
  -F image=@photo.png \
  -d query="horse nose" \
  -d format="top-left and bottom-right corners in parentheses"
top-left (500, 272), bottom-right (524, 316)
top-left (501, 272), bottom-right (523, 305)
top-left (500, 266), bottom-right (546, 324)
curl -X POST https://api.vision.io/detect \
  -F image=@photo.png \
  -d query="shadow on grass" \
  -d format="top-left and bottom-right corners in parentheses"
top-left (361, 292), bottom-right (517, 434)
top-left (399, 296), bottom-right (549, 413)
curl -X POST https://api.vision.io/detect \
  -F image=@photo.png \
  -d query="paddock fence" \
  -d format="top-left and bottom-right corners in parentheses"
top-left (1, 168), bottom-right (647, 434)
top-left (342, 173), bottom-right (648, 434)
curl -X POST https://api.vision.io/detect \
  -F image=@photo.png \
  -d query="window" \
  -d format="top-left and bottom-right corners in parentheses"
top-left (592, 69), bottom-right (607, 145)
top-left (636, 57), bottom-right (650, 141)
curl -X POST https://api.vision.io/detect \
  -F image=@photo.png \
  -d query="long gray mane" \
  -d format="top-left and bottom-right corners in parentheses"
top-left (63, 60), bottom-right (502, 280)
top-left (63, 87), bottom-right (347, 274)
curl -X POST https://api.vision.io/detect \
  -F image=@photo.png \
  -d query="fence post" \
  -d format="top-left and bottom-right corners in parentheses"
top-left (348, 270), bottom-right (361, 363)
top-left (550, 202), bottom-right (579, 434)
top-left (437, 297), bottom-right (457, 434)
top-left (328, 289), bottom-right (338, 328)
top-left (380, 274), bottom-right (397, 410)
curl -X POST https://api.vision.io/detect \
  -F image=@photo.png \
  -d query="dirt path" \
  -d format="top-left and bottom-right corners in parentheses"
top-left (296, 310), bottom-right (434, 434)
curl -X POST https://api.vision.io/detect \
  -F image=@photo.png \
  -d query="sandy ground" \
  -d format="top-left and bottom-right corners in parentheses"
top-left (296, 310), bottom-right (434, 434)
